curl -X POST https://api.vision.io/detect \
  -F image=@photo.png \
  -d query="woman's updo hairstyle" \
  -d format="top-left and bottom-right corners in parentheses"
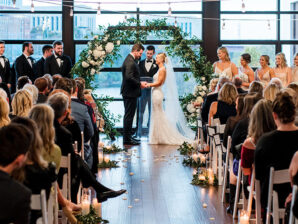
top-left (157, 53), bottom-right (167, 63)
top-left (241, 53), bottom-right (251, 63)
top-left (272, 92), bottom-right (296, 124)
top-left (261, 55), bottom-right (270, 66)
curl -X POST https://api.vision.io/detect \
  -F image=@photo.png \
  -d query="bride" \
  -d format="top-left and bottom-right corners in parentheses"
top-left (146, 53), bottom-right (195, 145)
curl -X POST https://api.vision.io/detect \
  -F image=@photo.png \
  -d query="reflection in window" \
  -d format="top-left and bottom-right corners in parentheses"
top-left (223, 45), bottom-right (276, 67)
top-left (0, 14), bottom-right (62, 40)
top-left (281, 0), bottom-right (298, 11)
top-left (220, 14), bottom-right (277, 40)
top-left (282, 45), bottom-right (298, 66)
top-left (0, 0), bottom-right (61, 11)
top-left (281, 14), bottom-right (298, 40)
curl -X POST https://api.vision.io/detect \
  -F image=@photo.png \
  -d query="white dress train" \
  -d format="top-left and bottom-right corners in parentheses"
top-left (148, 71), bottom-right (192, 145)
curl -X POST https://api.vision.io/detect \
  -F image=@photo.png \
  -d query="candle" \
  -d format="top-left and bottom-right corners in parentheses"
top-left (239, 210), bottom-right (249, 224)
top-left (81, 199), bottom-right (90, 215)
top-left (208, 176), bottom-right (214, 185)
top-left (92, 198), bottom-right (102, 217)
top-left (104, 156), bottom-right (110, 163)
top-left (192, 169), bottom-right (197, 175)
top-left (192, 153), bottom-right (199, 162)
top-left (106, 145), bottom-right (112, 150)
top-left (200, 155), bottom-right (206, 164)
top-left (98, 152), bottom-right (104, 163)
top-left (199, 174), bottom-right (205, 181)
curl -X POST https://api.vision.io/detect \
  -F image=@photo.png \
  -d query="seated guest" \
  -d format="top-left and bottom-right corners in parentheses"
top-left (209, 82), bottom-right (237, 125)
top-left (201, 76), bottom-right (230, 124)
top-left (255, 92), bottom-right (298, 219)
top-left (248, 80), bottom-right (263, 95)
top-left (241, 99), bottom-right (276, 179)
top-left (269, 77), bottom-right (283, 90)
top-left (54, 77), bottom-right (72, 95)
top-left (288, 82), bottom-right (298, 94)
top-left (34, 77), bottom-right (48, 104)
top-left (23, 84), bottom-right (38, 105)
top-left (43, 74), bottom-right (53, 94)
top-left (16, 75), bottom-right (31, 91)
top-left (52, 74), bottom-right (62, 87)
top-left (0, 96), bottom-right (10, 128)
top-left (209, 78), bottom-right (219, 94)
top-left (11, 89), bottom-right (33, 117)
top-left (263, 83), bottom-right (280, 102)
top-left (0, 124), bottom-right (32, 224)
top-left (11, 117), bottom-right (57, 224)
top-left (233, 76), bottom-right (247, 94)
top-left (223, 94), bottom-right (245, 148)
top-left (48, 93), bottom-right (126, 203)
top-left (0, 88), bottom-right (8, 102)
top-left (0, 83), bottom-right (11, 105)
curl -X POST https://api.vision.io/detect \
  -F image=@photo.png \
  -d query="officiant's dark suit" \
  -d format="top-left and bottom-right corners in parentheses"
top-left (121, 44), bottom-right (144, 145)
top-left (136, 57), bottom-right (158, 136)
top-left (44, 54), bottom-right (72, 78)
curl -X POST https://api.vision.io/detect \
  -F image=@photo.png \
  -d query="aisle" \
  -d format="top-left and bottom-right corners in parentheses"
top-left (96, 138), bottom-right (233, 224)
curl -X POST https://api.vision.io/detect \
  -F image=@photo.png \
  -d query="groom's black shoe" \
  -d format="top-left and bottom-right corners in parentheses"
top-left (123, 139), bottom-right (140, 145)
top-left (131, 136), bottom-right (140, 142)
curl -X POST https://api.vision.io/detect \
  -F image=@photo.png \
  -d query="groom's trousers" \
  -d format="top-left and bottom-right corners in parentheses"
top-left (123, 97), bottom-right (137, 141)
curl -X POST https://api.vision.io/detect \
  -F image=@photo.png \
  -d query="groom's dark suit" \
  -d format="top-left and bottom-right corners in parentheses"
top-left (121, 54), bottom-right (141, 142)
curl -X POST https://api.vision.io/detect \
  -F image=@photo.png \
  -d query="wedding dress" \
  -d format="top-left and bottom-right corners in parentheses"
top-left (214, 62), bottom-right (233, 80)
top-left (148, 59), bottom-right (195, 145)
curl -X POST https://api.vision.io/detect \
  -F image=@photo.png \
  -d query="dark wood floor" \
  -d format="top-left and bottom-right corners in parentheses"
top-left (97, 137), bottom-right (234, 224)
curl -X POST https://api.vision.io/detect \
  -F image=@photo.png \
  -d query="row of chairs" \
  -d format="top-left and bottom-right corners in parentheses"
top-left (197, 117), bottom-right (297, 224)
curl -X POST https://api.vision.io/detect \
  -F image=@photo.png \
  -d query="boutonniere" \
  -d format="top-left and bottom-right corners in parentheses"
top-left (4, 58), bottom-right (8, 62)
top-left (61, 60), bottom-right (64, 66)
top-left (153, 64), bottom-right (156, 68)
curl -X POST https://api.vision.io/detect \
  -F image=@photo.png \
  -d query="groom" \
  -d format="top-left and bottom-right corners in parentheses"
top-left (121, 43), bottom-right (146, 145)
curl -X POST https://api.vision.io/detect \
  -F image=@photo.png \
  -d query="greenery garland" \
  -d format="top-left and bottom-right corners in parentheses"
top-left (76, 206), bottom-right (109, 224)
top-left (71, 18), bottom-right (213, 138)
top-left (191, 169), bottom-right (218, 186)
top-left (102, 143), bottom-right (126, 154)
top-left (98, 160), bottom-right (119, 168)
top-left (177, 141), bottom-right (195, 156)
top-left (182, 156), bottom-right (205, 168)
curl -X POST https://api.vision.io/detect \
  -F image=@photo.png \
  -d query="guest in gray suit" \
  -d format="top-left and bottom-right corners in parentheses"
top-left (71, 80), bottom-right (94, 168)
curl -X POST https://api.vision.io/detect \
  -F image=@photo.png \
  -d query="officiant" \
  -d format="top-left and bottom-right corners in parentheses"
top-left (135, 45), bottom-right (159, 137)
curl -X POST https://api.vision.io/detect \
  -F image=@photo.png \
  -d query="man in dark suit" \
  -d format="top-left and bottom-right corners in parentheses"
top-left (0, 41), bottom-right (12, 88)
top-left (14, 42), bottom-right (35, 82)
top-left (34, 44), bottom-right (53, 78)
top-left (135, 45), bottom-right (159, 137)
top-left (44, 41), bottom-right (72, 78)
top-left (233, 76), bottom-right (247, 94)
top-left (0, 124), bottom-right (33, 224)
top-left (121, 43), bottom-right (147, 145)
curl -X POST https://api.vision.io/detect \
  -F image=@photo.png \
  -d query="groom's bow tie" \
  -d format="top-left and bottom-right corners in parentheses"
top-left (146, 59), bottom-right (152, 63)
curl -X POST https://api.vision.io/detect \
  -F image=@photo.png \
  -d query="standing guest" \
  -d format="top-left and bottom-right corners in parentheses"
top-left (238, 53), bottom-right (254, 90)
top-left (0, 96), bottom-right (10, 128)
top-left (44, 41), bottom-right (72, 78)
top-left (274, 52), bottom-right (292, 88)
top-left (121, 43), bottom-right (146, 145)
top-left (213, 46), bottom-right (238, 81)
top-left (0, 41), bottom-right (11, 88)
top-left (255, 55), bottom-right (275, 88)
top-left (263, 83), bottom-right (280, 102)
top-left (34, 77), bottom-right (48, 104)
top-left (11, 89), bottom-right (33, 117)
top-left (136, 45), bottom-right (159, 138)
top-left (0, 124), bottom-right (32, 224)
top-left (291, 53), bottom-right (298, 83)
top-left (255, 92), bottom-right (298, 219)
top-left (14, 42), bottom-right (35, 82)
top-left (34, 45), bottom-right (53, 78)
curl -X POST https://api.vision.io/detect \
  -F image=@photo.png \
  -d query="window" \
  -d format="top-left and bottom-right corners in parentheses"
top-left (0, 0), bottom-right (62, 11)
top-left (281, 0), bottom-right (298, 11)
top-left (221, 0), bottom-right (277, 11)
top-left (280, 14), bottom-right (298, 40)
top-left (282, 45), bottom-right (298, 66)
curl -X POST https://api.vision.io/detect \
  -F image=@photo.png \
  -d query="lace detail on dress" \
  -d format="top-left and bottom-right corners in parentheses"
top-left (275, 72), bottom-right (287, 88)
top-left (255, 69), bottom-right (270, 87)
top-left (214, 62), bottom-right (233, 80)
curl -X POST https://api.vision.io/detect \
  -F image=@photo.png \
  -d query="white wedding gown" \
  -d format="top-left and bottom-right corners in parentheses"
top-left (148, 71), bottom-right (193, 145)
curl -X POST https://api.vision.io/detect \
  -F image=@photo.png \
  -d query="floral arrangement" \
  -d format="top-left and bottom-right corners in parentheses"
top-left (182, 156), bottom-right (205, 168)
top-left (191, 168), bottom-right (218, 186)
top-left (98, 160), bottom-right (119, 168)
top-left (76, 206), bottom-right (109, 224)
top-left (177, 141), bottom-right (196, 156)
top-left (102, 144), bottom-right (126, 154)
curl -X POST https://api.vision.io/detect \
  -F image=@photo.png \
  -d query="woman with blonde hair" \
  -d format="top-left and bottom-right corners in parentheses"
top-left (209, 82), bottom-right (237, 125)
top-left (255, 55), bottom-right (275, 87)
top-left (291, 53), bottom-right (298, 82)
top-left (11, 89), bottom-right (33, 117)
top-left (0, 96), bottom-right (10, 128)
top-left (23, 84), bottom-right (38, 105)
top-left (274, 52), bottom-right (292, 87)
top-left (29, 104), bottom-right (61, 171)
top-left (213, 46), bottom-right (238, 81)
top-left (263, 83), bottom-right (280, 102)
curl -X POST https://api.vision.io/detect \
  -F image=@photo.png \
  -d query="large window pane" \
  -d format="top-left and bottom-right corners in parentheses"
top-left (139, 1), bottom-right (201, 11)
top-left (74, 14), bottom-right (136, 40)
top-left (92, 72), bottom-right (122, 98)
top-left (220, 14), bottom-right (277, 40)
top-left (74, 0), bottom-right (136, 11)
top-left (140, 14), bottom-right (202, 40)
top-left (281, 0), bottom-right (298, 11)
top-left (221, 0), bottom-right (276, 11)
top-left (223, 45), bottom-right (276, 67)
top-left (0, 14), bottom-right (62, 40)
top-left (280, 14), bottom-right (298, 40)
top-left (282, 45), bottom-right (298, 66)
top-left (105, 101), bottom-right (124, 128)
top-left (0, 0), bottom-right (61, 11)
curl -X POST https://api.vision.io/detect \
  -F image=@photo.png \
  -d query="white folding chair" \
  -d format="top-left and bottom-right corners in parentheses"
top-left (77, 132), bottom-right (85, 204)
top-left (47, 182), bottom-right (58, 224)
top-left (233, 159), bottom-right (245, 219)
top-left (266, 167), bottom-right (290, 224)
top-left (247, 167), bottom-right (256, 218)
top-left (31, 190), bottom-right (48, 224)
top-left (60, 153), bottom-right (71, 200)
top-left (255, 179), bottom-right (262, 224)
top-left (289, 185), bottom-right (298, 224)
top-left (80, 131), bottom-right (84, 160)
top-left (197, 118), bottom-right (204, 149)
top-left (222, 136), bottom-right (232, 203)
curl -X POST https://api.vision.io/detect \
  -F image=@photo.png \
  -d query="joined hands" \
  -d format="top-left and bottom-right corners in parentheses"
top-left (141, 81), bottom-right (151, 89)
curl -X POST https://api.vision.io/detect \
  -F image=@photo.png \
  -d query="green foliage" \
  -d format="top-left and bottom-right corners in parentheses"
top-left (102, 143), bottom-right (126, 154)
top-left (177, 141), bottom-right (195, 155)
top-left (182, 157), bottom-right (205, 168)
top-left (98, 160), bottom-right (119, 168)
top-left (76, 206), bottom-right (109, 224)
top-left (191, 172), bottom-right (218, 186)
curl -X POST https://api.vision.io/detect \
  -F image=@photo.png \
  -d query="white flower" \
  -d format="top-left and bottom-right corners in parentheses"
top-left (81, 61), bottom-right (89, 68)
top-left (117, 40), bottom-right (121, 45)
top-left (199, 91), bottom-right (205, 97)
top-left (89, 60), bottom-right (96, 66)
top-left (90, 68), bottom-right (96, 75)
top-left (201, 77), bottom-right (206, 81)
top-left (105, 42), bottom-right (114, 53)
top-left (100, 51), bottom-right (106, 56)
top-left (202, 86), bottom-right (207, 91)
top-left (96, 45), bottom-right (103, 51)
top-left (186, 103), bottom-right (196, 113)
top-left (196, 96), bottom-right (204, 104)
top-left (93, 35), bottom-right (98, 39)
top-left (103, 35), bottom-right (109, 41)
top-left (92, 50), bottom-right (102, 59)
top-left (88, 50), bottom-right (92, 55)
top-left (198, 86), bottom-right (202, 91)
